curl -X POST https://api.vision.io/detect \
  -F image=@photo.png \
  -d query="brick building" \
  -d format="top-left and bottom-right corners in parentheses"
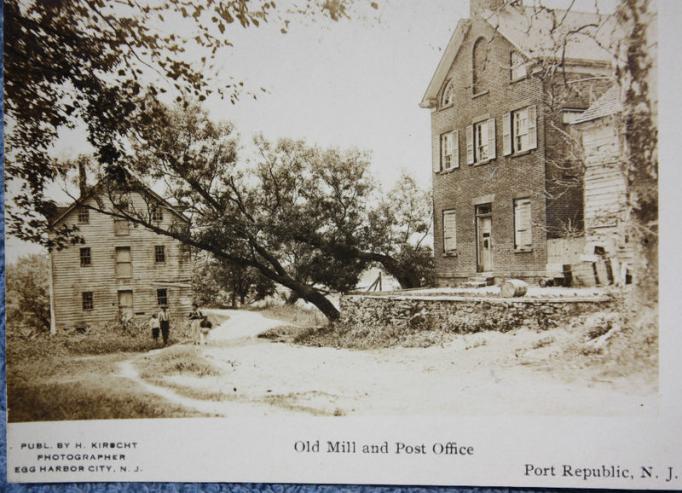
top-left (420, 0), bottom-right (615, 286)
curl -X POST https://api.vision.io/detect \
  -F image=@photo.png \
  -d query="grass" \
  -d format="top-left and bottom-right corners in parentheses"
top-left (256, 304), bottom-right (328, 327)
top-left (260, 320), bottom-right (456, 350)
top-left (9, 377), bottom-right (207, 422)
top-left (139, 346), bottom-right (223, 379)
top-left (5, 326), bottom-right (206, 422)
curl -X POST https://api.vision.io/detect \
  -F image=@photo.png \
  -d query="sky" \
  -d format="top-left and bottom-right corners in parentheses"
top-left (4, 0), bottom-right (620, 263)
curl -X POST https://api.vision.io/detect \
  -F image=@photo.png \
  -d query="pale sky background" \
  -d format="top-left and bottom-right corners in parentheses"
top-left (5, 0), bottom-right (620, 263)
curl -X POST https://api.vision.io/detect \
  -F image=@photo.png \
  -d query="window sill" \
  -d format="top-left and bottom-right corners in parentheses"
top-left (510, 75), bottom-right (528, 84)
top-left (472, 90), bottom-right (489, 99)
top-left (514, 247), bottom-right (533, 253)
top-left (472, 158), bottom-right (494, 166)
top-left (437, 166), bottom-right (460, 175)
top-left (442, 251), bottom-right (458, 257)
top-left (508, 149), bottom-right (533, 158)
top-left (438, 103), bottom-right (454, 112)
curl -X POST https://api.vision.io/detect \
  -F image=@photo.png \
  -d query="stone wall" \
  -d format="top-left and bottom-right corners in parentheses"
top-left (340, 293), bottom-right (612, 333)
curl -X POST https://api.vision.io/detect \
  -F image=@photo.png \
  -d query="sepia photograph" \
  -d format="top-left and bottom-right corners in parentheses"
top-left (4, 0), bottom-right (659, 430)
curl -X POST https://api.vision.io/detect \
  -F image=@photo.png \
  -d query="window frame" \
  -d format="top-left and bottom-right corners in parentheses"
top-left (474, 121), bottom-right (488, 162)
top-left (155, 245), bottom-right (166, 263)
top-left (82, 291), bottom-right (94, 311)
top-left (510, 51), bottom-right (527, 81)
top-left (440, 131), bottom-right (459, 171)
top-left (442, 209), bottom-right (457, 254)
top-left (151, 206), bottom-right (164, 222)
top-left (472, 37), bottom-right (489, 96)
top-left (114, 218), bottom-right (130, 236)
top-left (512, 107), bottom-right (530, 153)
top-left (441, 80), bottom-right (455, 108)
top-left (115, 246), bottom-right (133, 278)
top-left (80, 247), bottom-right (92, 267)
top-left (77, 207), bottom-right (90, 224)
top-left (157, 288), bottom-right (168, 306)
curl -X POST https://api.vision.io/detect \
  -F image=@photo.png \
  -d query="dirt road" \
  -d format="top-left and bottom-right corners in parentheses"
top-left (119, 309), bottom-right (657, 417)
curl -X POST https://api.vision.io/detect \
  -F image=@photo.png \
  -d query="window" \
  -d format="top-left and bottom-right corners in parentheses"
top-left (439, 131), bottom-right (459, 171)
top-left (155, 245), bottom-right (166, 263)
top-left (472, 38), bottom-right (489, 95)
top-left (114, 218), bottom-right (130, 236)
top-left (441, 81), bottom-right (455, 107)
top-left (503, 106), bottom-right (537, 155)
top-left (510, 51), bottom-right (527, 80)
top-left (78, 207), bottom-right (89, 224)
top-left (82, 291), bottom-right (94, 311)
top-left (151, 206), bottom-right (164, 222)
top-left (466, 119), bottom-right (496, 164)
top-left (443, 209), bottom-right (457, 253)
top-left (80, 247), bottom-right (92, 267)
top-left (157, 288), bottom-right (168, 306)
top-left (115, 246), bottom-right (132, 278)
top-left (513, 198), bottom-right (532, 250)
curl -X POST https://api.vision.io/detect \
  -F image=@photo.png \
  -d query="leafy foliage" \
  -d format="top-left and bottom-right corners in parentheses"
top-left (193, 252), bottom-right (276, 307)
top-left (4, 0), bottom-right (373, 248)
top-left (5, 254), bottom-right (51, 334)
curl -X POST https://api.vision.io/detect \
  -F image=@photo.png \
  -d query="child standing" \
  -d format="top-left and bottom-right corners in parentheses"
top-left (149, 313), bottom-right (161, 344)
top-left (188, 303), bottom-right (204, 345)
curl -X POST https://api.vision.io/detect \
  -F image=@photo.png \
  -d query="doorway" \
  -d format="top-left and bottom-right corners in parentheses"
top-left (118, 290), bottom-right (134, 323)
top-left (476, 203), bottom-right (493, 272)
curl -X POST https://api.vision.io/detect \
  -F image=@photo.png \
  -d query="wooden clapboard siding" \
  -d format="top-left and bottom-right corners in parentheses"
top-left (581, 121), bottom-right (627, 235)
top-left (577, 116), bottom-right (634, 283)
top-left (49, 192), bottom-right (193, 332)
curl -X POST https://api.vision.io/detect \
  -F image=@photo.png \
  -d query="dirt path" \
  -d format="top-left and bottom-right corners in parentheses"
top-left (119, 309), bottom-right (657, 417)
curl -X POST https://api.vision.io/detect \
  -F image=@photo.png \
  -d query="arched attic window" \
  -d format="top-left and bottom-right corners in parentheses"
top-left (472, 37), bottom-right (489, 95)
top-left (441, 80), bottom-right (455, 107)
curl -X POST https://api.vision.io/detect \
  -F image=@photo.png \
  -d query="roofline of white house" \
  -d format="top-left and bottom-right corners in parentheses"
top-left (49, 170), bottom-right (190, 227)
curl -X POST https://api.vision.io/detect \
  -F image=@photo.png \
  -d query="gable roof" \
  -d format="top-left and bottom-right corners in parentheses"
top-left (420, 5), bottom-right (617, 109)
top-left (483, 6), bottom-right (616, 63)
top-left (419, 19), bottom-right (471, 109)
top-left (571, 84), bottom-right (621, 124)
top-left (49, 170), bottom-right (190, 227)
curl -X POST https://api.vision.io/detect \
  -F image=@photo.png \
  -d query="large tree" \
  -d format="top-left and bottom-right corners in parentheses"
top-left (5, 255), bottom-right (51, 334)
top-left (49, 101), bottom-right (431, 321)
top-left (4, 0), bottom-right (374, 249)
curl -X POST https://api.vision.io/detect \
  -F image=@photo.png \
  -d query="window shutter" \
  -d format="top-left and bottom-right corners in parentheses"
top-left (452, 130), bottom-right (460, 168)
top-left (487, 118), bottom-right (496, 159)
top-left (528, 105), bottom-right (537, 150)
top-left (503, 112), bottom-right (512, 155)
top-left (466, 125), bottom-right (474, 165)
top-left (443, 210), bottom-right (457, 252)
top-left (514, 199), bottom-right (532, 248)
top-left (433, 137), bottom-right (441, 173)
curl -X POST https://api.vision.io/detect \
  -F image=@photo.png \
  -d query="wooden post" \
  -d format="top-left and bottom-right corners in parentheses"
top-left (48, 252), bottom-right (57, 334)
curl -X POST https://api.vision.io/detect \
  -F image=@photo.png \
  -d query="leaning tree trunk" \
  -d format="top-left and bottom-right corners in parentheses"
top-left (301, 289), bottom-right (340, 321)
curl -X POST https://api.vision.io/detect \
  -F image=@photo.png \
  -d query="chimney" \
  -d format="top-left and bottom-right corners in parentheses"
top-left (78, 159), bottom-right (88, 197)
top-left (470, 0), bottom-right (509, 18)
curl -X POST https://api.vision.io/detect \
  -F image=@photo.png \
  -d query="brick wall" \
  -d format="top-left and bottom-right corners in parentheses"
top-left (430, 16), bottom-right (611, 285)
top-left (432, 18), bottom-right (548, 285)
